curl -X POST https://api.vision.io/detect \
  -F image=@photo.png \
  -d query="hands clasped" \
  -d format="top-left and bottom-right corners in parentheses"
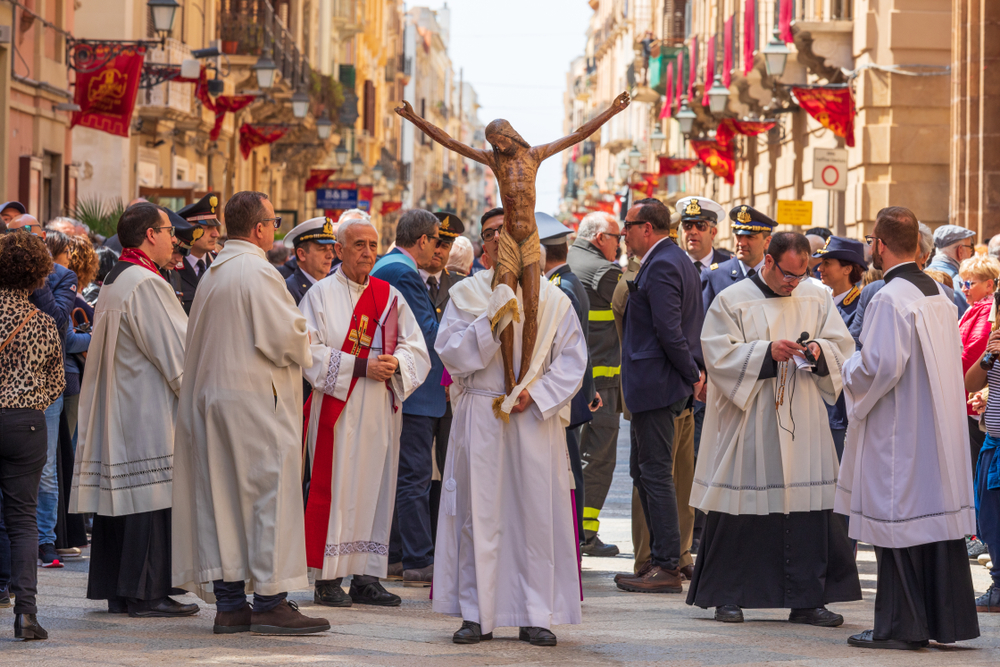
top-left (367, 354), bottom-right (399, 382)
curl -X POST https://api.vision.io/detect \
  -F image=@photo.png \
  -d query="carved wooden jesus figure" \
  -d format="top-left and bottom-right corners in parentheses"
top-left (395, 91), bottom-right (631, 398)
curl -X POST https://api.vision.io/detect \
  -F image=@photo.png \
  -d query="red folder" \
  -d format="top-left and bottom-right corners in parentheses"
top-left (382, 297), bottom-right (399, 411)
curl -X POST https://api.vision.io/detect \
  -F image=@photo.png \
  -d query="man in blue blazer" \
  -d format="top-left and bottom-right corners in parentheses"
top-left (616, 198), bottom-right (705, 594)
top-left (370, 209), bottom-right (444, 587)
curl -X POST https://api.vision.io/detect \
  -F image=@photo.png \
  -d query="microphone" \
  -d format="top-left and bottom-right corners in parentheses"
top-left (797, 331), bottom-right (816, 365)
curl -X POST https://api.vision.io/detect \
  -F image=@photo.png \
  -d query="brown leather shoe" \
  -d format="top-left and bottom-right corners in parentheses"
top-left (616, 565), bottom-right (683, 593)
top-left (214, 601), bottom-right (252, 634)
top-left (613, 560), bottom-right (653, 585)
top-left (403, 564), bottom-right (433, 588)
top-left (679, 564), bottom-right (695, 581)
top-left (250, 600), bottom-right (331, 635)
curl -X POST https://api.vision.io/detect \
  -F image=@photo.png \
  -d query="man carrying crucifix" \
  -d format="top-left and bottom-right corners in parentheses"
top-left (299, 216), bottom-right (430, 609)
top-left (395, 91), bottom-right (630, 416)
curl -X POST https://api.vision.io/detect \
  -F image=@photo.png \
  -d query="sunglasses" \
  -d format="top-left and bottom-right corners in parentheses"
top-left (600, 231), bottom-right (623, 243)
top-left (962, 278), bottom-right (996, 290)
top-left (681, 221), bottom-right (711, 233)
top-left (259, 216), bottom-right (282, 229)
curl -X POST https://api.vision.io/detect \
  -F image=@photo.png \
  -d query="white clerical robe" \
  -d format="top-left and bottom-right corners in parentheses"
top-left (70, 263), bottom-right (187, 517)
top-left (299, 268), bottom-right (430, 579)
top-left (692, 277), bottom-right (855, 515)
top-left (835, 266), bottom-right (976, 548)
top-left (172, 240), bottom-right (316, 599)
top-left (433, 269), bottom-right (587, 634)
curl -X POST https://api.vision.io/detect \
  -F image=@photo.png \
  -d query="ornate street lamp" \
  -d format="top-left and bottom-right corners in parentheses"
top-left (291, 90), bottom-right (310, 119)
top-left (351, 155), bottom-right (364, 177)
top-left (316, 114), bottom-right (333, 140)
top-left (253, 50), bottom-right (278, 90)
top-left (617, 160), bottom-right (629, 181)
top-left (147, 0), bottom-right (180, 35)
top-left (628, 145), bottom-right (642, 171)
top-left (762, 26), bottom-right (791, 79)
top-left (605, 174), bottom-right (615, 191)
top-left (707, 74), bottom-right (730, 115)
top-left (372, 164), bottom-right (384, 182)
top-left (675, 97), bottom-right (696, 135)
top-left (651, 127), bottom-right (666, 153)
top-left (335, 144), bottom-right (349, 167)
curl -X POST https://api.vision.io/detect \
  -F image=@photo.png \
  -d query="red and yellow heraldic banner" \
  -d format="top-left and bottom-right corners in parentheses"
top-left (689, 140), bottom-right (735, 185)
top-left (791, 85), bottom-right (856, 147)
top-left (70, 45), bottom-right (146, 138)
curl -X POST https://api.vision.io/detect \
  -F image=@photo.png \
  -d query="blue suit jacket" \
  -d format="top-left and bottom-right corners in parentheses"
top-left (622, 239), bottom-right (704, 414)
top-left (701, 256), bottom-right (747, 312)
top-left (371, 248), bottom-right (445, 418)
top-left (549, 265), bottom-right (595, 428)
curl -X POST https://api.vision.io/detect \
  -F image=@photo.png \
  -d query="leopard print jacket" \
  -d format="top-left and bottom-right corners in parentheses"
top-left (0, 288), bottom-right (65, 410)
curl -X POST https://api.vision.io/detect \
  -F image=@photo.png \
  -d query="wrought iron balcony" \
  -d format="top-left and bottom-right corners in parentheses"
top-left (218, 0), bottom-right (310, 88)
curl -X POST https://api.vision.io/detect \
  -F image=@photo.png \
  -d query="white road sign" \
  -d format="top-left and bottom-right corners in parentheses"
top-left (813, 148), bottom-right (848, 192)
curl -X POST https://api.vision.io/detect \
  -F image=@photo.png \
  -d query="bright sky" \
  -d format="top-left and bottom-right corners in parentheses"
top-left (415, 0), bottom-right (594, 215)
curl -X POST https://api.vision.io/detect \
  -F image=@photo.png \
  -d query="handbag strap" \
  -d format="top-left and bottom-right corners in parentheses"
top-left (0, 309), bottom-right (39, 356)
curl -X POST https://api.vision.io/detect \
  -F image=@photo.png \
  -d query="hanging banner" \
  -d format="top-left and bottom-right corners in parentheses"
top-left (70, 45), bottom-right (147, 138)
top-left (723, 16), bottom-right (734, 87)
top-left (690, 140), bottom-right (735, 185)
top-left (305, 170), bottom-right (337, 191)
top-left (733, 118), bottom-right (776, 135)
top-left (659, 62), bottom-right (674, 119)
top-left (658, 157), bottom-right (699, 175)
top-left (702, 35), bottom-right (715, 108)
top-left (716, 119), bottom-right (736, 149)
top-left (688, 36), bottom-right (698, 102)
top-left (779, 0), bottom-right (794, 43)
top-left (743, 0), bottom-right (756, 75)
top-left (790, 85), bottom-right (856, 147)
top-left (629, 173), bottom-right (659, 197)
top-left (380, 201), bottom-right (403, 215)
top-left (238, 123), bottom-right (290, 159)
top-left (358, 186), bottom-right (373, 213)
top-left (676, 50), bottom-right (684, 107)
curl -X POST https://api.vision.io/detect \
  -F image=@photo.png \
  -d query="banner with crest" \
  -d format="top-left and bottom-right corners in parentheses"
top-left (70, 45), bottom-right (146, 137)
top-left (790, 85), bottom-right (856, 147)
top-left (690, 140), bottom-right (735, 185)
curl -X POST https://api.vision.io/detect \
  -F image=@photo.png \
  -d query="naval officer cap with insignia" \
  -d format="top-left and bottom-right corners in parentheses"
top-left (729, 204), bottom-right (776, 276)
top-left (284, 216), bottom-right (337, 285)
top-left (676, 196), bottom-right (727, 266)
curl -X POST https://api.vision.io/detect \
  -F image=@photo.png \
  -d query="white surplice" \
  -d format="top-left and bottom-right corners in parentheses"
top-left (299, 268), bottom-right (430, 579)
top-left (432, 269), bottom-right (587, 634)
top-left (835, 265), bottom-right (976, 548)
top-left (692, 277), bottom-right (855, 515)
top-left (172, 240), bottom-right (316, 599)
top-left (70, 264), bottom-right (187, 517)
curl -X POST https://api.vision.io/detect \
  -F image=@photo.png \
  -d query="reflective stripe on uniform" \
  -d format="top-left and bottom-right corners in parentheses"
top-left (583, 507), bottom-right (601, 532)
top-left (593, 365), bottom-right (621, 378)
top-left (588, 308), bottom-right (614, 321)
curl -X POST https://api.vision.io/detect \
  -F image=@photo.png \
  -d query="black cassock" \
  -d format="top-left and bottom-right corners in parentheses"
top-left (87, 509), bottom-right (172, 602)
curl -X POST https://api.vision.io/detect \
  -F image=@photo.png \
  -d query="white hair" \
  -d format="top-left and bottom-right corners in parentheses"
top-left (446, 235), bottom-right (474, 274)
top-left (337, 217), bottom-right (379, 244)
top-left (337, 208), bottom-right (370, 224)
top-left (577, 211), bottom-right (613, 241)
top-left (918, 222), bottom-right (935, 259)
top-left (989, 233), bottom-right (1000, 260)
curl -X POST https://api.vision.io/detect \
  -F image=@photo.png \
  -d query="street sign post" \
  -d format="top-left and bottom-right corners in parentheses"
top-left (813, 148), bottom-right (848, 192)
top-left (316, 187), bottom-right (358, 209)
top-left (776, 200), bottom-right (814, 226)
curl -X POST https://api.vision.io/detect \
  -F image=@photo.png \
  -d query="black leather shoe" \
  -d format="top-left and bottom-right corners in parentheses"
top-left (714, 605), bottom-right (744, 623)
top-left (314, 581), bottom-right (353, 607)
top-left (519, 626), bottom-right (557, 646)
top-left (127, 597), bottom-right (199, 618)
top-left (848, 629), bottom-right (927, 650)
top-left (107, 599), bottom-right (128, 614)
top-left (789, 606), bottom-right (844, 627)
top-left (581, 534), bottom-right (620, 558)
top-left (453, 620), bottom-right (493, 644)
top-left (14, 614), bottom-right (47, 640)
top-left (350, 581), bottom-right (401, 607)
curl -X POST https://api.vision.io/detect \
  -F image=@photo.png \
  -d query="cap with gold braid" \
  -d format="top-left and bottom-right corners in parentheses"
top-left (285, 216), bottom-right (337, 248)
top-left (729, 204), bottom-right (776, 236)
top-left (434, 211), bottom-right (465, 240)
top-left (177, 192), bottom-right (222, 227)
top-left (675, 196), bottom-right (725, 225)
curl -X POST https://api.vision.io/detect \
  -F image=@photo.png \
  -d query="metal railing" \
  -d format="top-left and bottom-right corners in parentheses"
top-left (218, 0), bottom-right (310, 88)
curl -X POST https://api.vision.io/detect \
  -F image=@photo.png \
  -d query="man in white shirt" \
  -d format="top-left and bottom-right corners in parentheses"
top-left (175, 193), bottom-right (221, 313)
top-left (676, 196), bottom-right (730, 274)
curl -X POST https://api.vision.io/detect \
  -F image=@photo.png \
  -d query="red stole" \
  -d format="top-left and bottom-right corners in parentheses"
top-left (119, 248), bottom-right (167, 280)
top-left (303, 276), bottom-right (391, 568)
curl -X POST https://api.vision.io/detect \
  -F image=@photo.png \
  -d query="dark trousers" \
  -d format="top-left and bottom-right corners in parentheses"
top-left (212, 579), bottom-right (286, 613)
top-left (579, 388), bottom-right (620, 537)
top-left (567, 425), bottom-right (585, 541)
top-left (0, 491), bottom-right (10, 589)
top-left (630, 399), bottom-right (686, 570)
top-left (969, 417), bottom-right (986, 476)
top-left (0, 408), bottom-right (47, 614)
top-left (691, 401), bottom-right (706, 548)
top-left (428, 402), bottom-right (454, 546)
top-left (389, 414), bottom-right (435, 570)
top-left (831, 428), bottom-right (847, 462)
top-left (88, 508), bottom-right (172, 602)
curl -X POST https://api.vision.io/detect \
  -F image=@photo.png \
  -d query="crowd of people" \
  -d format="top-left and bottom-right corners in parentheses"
top-left (0, 190), bottom-right (996, 652)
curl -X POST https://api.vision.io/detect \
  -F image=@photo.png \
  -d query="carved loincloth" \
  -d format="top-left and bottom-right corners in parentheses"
top-left (492, 227), bottom-right (540, 289)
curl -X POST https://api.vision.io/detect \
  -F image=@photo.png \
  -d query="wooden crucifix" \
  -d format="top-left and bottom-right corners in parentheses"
top-left (395, 91), bottom-right (631, 397)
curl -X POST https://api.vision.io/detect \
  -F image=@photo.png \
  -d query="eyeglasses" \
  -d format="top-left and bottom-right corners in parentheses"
top-left (424, 233), bottom-right (446, 248)
top-left (864, 235), bottom-right (878, 246)
top-left (961, 243), bottom-right (976, 252)
top-left (481, 226), bottom-right (503, 242)
top-left (774, 260), bottom-right (809, 283)
top-left (623, 220), bottom-right (648, 231)
top-left (961, 278), bottom-right (995, 290)
top-left (681, 221), bottom-right (711, 233)
top-left (153, 226), bottom-right (176, 237)
top-left (258, 216), bottom-right (282, 229)
top-left (600, 231), bottom-right (623, 243)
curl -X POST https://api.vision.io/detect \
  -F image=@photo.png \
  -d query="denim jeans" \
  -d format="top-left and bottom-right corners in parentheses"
top-left (36, 394), bottom-right (62, 545)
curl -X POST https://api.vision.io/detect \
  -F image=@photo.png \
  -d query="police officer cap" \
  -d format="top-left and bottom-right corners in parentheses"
top-left (676, 196), bottom-right (724, 225)
top-left (536, 211), bottom-right (573, 246)
top-left (933, 224), bottom-right (975, 248)
top-left (434, 211), bottom-right (466, 240)
top-left (285, 216), bottom-right (337, 248)
top-left (730, 204), bottom-right (777, 236)
top-left (167, 207), bottom-right (201, 256)
top-left (811, 235), bottom-right (866, 268)
top-left (177, 192), bottom-right (221, 227)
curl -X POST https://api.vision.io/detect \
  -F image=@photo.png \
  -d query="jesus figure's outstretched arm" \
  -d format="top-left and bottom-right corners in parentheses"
top-left (395, 101), bottom-right (493, 166)
top-left (532, 91), bottom-right (631, 162)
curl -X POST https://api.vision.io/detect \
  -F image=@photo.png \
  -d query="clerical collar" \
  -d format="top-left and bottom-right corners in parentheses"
top-left (690, 248), bottom-right (714, 267)
top-left (740, 258), bottom-right (765, 277)
top-left (750, 270), bottom-right (783, 298)
top-left (544, 263), bottom-right (568, 279)
top-left (883, 262), bottom-right (919, 283)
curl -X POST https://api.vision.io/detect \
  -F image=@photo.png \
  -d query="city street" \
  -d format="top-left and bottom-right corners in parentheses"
top-left (3, 419), bottom-right (998, 665)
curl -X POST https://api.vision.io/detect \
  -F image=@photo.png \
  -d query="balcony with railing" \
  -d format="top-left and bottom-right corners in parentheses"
top-left (789, 0), bottom-right (854, 81)
top-left (218, 0), bottom-right (311, 88)
top-left (139, 38), bottom-right (194, 117)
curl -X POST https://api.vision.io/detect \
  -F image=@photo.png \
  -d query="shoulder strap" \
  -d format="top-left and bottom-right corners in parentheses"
top-left (0, 309), bottom-right (39, 356)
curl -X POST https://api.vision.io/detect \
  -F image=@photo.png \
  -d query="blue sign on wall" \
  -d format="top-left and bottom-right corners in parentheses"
top-left (316, 188), bottom-right (358, 209)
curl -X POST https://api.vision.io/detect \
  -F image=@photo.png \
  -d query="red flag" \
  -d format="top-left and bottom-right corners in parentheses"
top-left (587, 200), bottom-right (614, 213)
top-left (676, 51), bottom-right (684, 106)
top-left (702, 36), bottom-right (715, 107)
top-left (660, 62), bottom-right (674, 119)
top-left (305, 170), bottom-right (337, 191)
top-left (210, 95), bottom-right (255, 141)
top-left (779, 0), bottom-right (794, 43)
top-left (716, 118), bottom-right (736, 149)
top-left (658, 157), bottom-right (699, 175)
top-left (732, 118), bottom-right (776, 135)
top-left (690, 140), bottom-right (735, 185)
top-left (743, 0), bottom-right (756, 75)
top-left (688, 37), bottom-right (698, 102)
top-left (239, 123), bottom-right (289, 159)
top-left (790, 86), bottom-right (856, 147)
top-left (358, 186), bottom-right (374, 213)
top-left (380, 201), bottom-right (403, 215)
top-left (70, 44), bottom-right (146, 137)
top-left (723, 16), bottom-right (734, 87)
top-left (571, 211), bottom-right (586, 222)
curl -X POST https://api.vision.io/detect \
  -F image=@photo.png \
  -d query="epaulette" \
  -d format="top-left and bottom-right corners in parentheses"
top-left (843, 285), bottom-right (860, 306)
top-left (549, 274), bottom-right (562, 286)
top-left (710, 263), bottom-right (719, 270)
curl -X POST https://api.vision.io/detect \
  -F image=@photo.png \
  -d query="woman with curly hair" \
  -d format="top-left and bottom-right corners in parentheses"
top-left (0, 231), bottom-right (65, 640)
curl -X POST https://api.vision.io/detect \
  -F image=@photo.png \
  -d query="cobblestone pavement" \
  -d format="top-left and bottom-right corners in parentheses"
top-left (1, 418), bottom-right (996, 665)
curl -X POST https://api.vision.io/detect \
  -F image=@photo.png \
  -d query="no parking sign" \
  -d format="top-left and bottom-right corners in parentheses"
top-left (813, 148), bottom-right (848, 192)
